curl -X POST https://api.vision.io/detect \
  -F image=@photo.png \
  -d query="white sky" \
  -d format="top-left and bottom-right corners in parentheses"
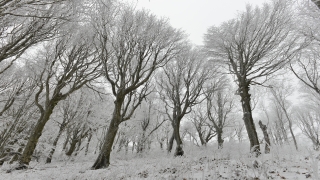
top-left (131, 0), bottom-right (268, 45)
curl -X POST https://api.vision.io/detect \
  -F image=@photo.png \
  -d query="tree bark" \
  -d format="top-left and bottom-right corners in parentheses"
top-left (167, 132), bottom-right (174, 153)
top-left (19, 104), bottom-right (56, 166)
top-left (91, 119), bottom-right (119, 169)
top-left (239, 83), bottom-right (260, 155)
top-left (217, 129), bottom-right (224, 149)
top-left (85, 133), bottom-right (92, 156)
top-left (258, 120), bottom-right (271, 154)
top-left (172, 120), bottom-right (184, 156)
top-left (137, 131), bottom-right (146, 154)
top-left (288, 120), bottom-right (298, 151)
top-left (46, 125), bottom-right (64, 163)
top-left (62, 131), bottom-right (70, 151)
top-left (66, 138), bottom-right (79, 156)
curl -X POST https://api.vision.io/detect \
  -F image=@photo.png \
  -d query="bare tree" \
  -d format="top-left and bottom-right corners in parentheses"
top-left (188, 106), bottom-right (215, 146)
top-left (18, 27), bottom-right (101, 168)
top-left (135, 99), bottom-right (167, 154)
top-left (157, 47), bottom-right (211, 156)
top-left (206, 89), bottom-right (234, 149)
top-left (271, 87), bottom-right (298, 150)
top-left (0, 73), bottom-right (38, 165)
top-left (296, 106), bottom-right (320, 150)
top-left (204, 0), bottom-right (300, 154)
top-left (46, 89), bottom-right (92, 163)
top-left (0, 0), bottom-right (74, 71)
top-left (91, 4), bottom-right (184, 169)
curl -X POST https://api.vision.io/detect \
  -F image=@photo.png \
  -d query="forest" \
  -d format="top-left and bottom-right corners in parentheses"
top-left (1, 0), bottom-right (320, 179)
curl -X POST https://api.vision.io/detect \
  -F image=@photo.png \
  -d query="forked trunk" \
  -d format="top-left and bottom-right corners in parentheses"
top-left (66, 138), bottom-right (78, 156)
top-left (258, 120), bottom-right (271, 154)
top-left (239, 83), bottom-right (260, 155)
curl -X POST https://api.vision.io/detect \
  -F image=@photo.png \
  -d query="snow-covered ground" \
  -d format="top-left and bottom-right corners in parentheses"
top-left (1, 143), bottom-right (318, 180)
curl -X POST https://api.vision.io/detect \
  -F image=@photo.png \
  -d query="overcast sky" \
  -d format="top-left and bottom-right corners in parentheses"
top-left (130, 0), bottom-right (268, 45)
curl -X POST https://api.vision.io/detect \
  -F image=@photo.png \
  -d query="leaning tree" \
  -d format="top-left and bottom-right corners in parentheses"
top-left (18, 25), bottom-right (101, 168)
top-left (204, 0), bottom-right (301, 153)
top-left (0, 0), bottom-right (75, 71)
top-left (91, 3), bottom-right (184, 169)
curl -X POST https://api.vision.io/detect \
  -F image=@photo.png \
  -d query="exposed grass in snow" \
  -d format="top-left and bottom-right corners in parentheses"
top-left (1, 142), bottom-right (319, 179)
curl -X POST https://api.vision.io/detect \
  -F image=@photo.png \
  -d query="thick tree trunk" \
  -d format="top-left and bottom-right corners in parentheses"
top-left (239, 83), bottom-right (260, 155)
top-left (19, 111), bottom-right (52, 166)
top-left (217, 129), bottom-right (224, 149)
top-left (258, 120), bottom-right (271, 154)
top-left (172, 120), bottom-right (184, 156)
top-left (46, 126), bottom-right (64, 163)
top-left (91, 119), bottom-right (119, 169)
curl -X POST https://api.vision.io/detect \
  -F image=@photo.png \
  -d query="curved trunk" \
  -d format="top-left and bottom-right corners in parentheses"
top-left (239, 83), bottom-right (260, 155)
top-left (91, 118), bottom-right (119, 169)
top-left (288, 120), bottom-right (298, 150)
top-left (19, 105), bottom-right (55, 166)
top-left (173, 120), bottom-right (184, 156)
top-left (258, 120), bottom-right (271, 154)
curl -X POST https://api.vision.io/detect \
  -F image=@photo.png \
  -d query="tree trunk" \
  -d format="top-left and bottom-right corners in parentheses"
top-left (19, 110), bottom-right (53, 166)
top-left (9, 147), bottom-right (23, 164)
top-left (62, 131), bottom-right (70, 151)
top-left (167, 132), bottom-right (174, 153)
top-left (137, 131), bottom-right (146, 154)
top-left (46, 126), bottom-right (64, 163)
top-left (173, 120), bottom-right (184, 156)
top-left (217, 129), bottom-right (224, 149)
top-left (258, 120), bottom-right (271, 154)
top-left (66, 138), bottom-right (78, 156)
top-left (197, 128), bottom-right (206, 146)
top-left (91, 119), bottom-right (119, 169)
top-left (288, 120), bottom-right (298, 151)
top-left (74, 138), bottom-right (82, 156)
top-left (239, 83), bottom-right (260, 155)
top-left (85, 133), bottom-right (92, 156)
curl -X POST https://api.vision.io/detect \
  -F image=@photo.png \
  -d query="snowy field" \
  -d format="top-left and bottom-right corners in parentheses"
top-left (1, 143), bottom-right (318, 180)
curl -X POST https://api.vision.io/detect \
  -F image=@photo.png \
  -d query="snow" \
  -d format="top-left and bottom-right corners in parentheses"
top-left (1, 143), bottom-right (319, 179)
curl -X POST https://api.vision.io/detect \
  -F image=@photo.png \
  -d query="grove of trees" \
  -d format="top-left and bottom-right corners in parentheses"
top-left (1, 0), bottom-right (320, 171)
